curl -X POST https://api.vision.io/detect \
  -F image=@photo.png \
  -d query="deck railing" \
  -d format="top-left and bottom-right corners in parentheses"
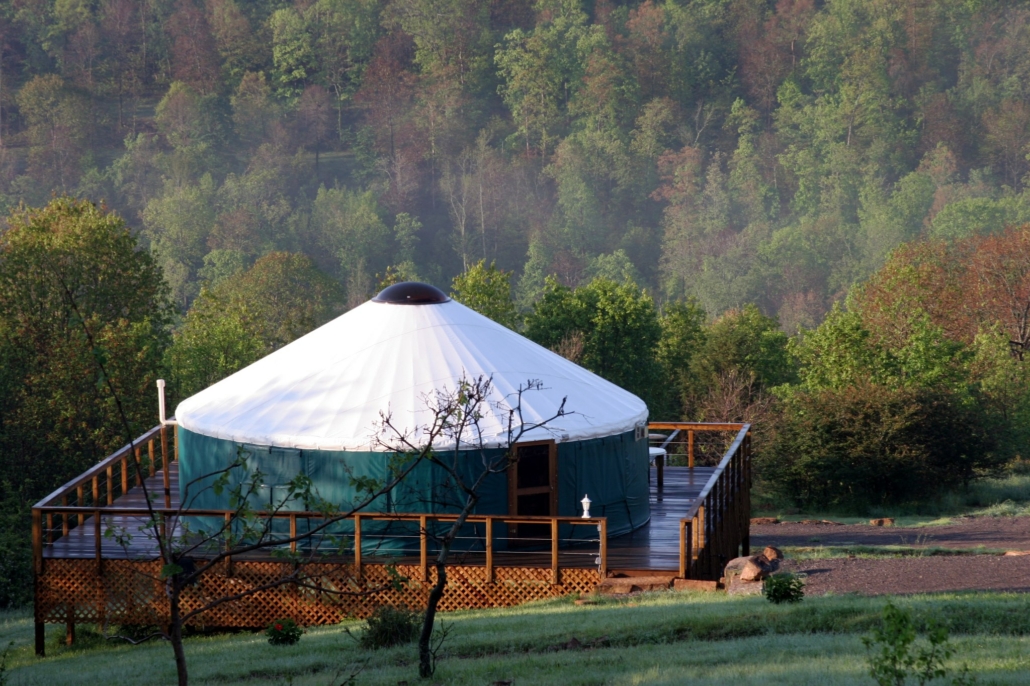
top-left (34, 504), bottom-right (609, 582)
top-left (34, 422), bottom-right (749, 583)
top-left (649, 422), bottom-right (752, 580)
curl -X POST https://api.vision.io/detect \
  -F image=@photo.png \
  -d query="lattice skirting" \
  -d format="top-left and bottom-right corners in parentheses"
top-left (35, 559), bottom-right (600, 628)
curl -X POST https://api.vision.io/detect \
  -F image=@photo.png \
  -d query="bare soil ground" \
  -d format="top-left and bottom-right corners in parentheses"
top-left (751, 516), bottom-right (1030, 595)
top-left (779, 556), bottom-right (1030, 595)
top-left (752, 516), bottom-right (1030, 551)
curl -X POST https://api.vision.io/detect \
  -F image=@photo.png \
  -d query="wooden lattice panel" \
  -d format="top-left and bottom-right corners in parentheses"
top-left (36, 559), bottom-right (600, 628)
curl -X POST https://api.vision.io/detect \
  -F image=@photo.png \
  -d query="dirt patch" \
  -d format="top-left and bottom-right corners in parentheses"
top-left (752, 516), bottom-right (1030, 551)
top-left (781, 555), bottom-right (1030, 596)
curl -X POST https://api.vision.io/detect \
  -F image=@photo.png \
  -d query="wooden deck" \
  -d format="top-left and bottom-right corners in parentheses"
top-left (43, 461), bottom-right (715, 572)
top-left (33, 422), bottom-right (750, 650)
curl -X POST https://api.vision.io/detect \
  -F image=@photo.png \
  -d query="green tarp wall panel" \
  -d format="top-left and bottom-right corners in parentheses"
top-left (178, 426), bottom-right (649, 553)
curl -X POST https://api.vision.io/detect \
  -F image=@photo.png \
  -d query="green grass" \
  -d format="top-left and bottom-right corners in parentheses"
top-left (5, 592), bottom-right (1030, 684)
top-left (783, 545), bottom-right (1006, 559)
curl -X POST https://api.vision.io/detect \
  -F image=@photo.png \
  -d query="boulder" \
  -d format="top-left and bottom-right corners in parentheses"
top-left (724, 554), bottom-right (778, 582)
top-left (726, 579), bottom-right (765, 596)
top-left (740, 558), bottom-right (768, 582)
top-left (762, 546), bottom-right (784, 561)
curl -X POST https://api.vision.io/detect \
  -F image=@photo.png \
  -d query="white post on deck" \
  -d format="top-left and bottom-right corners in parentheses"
top-left (156, 379), bottom-right (175, 425)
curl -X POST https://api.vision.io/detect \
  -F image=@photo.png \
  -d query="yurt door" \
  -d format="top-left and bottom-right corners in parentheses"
top-left (508, 440), bottom-right (557, 543)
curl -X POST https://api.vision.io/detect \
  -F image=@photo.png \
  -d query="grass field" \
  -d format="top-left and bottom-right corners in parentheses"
top-left (4, 591), bottom-right (1030, 685)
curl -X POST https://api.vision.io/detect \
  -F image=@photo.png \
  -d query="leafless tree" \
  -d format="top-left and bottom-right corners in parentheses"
top-left (374, 375), bottom-right (569, 678)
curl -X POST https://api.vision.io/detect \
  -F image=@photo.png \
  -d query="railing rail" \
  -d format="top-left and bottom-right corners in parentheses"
top-left (36, 504), bottom-right (608, 582)
top-left (655, 423), bottom-right (751, 581)
top-left (34, 422), bottom-right (177, 510)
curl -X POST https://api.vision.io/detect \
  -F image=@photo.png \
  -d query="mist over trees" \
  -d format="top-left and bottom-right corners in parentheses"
top-left (4, 0), bottom-right (1030, 575)
top-left (2, 0), bottom-right (1030, 330)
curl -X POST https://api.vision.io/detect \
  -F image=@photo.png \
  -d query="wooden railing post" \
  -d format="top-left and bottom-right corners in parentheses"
top-left (289, 514), bottom-right (297, 553)
top-left (121, 456), bottom-right (128, 496)
top-left (485, 517), bottom-right (494, 584)
top-left (688, 430), bottom-right (695, 468)
top-left (106, 465), bottom-right (114, 506)
top-left (46, 513), bottom-right (53, 545)
top-left (134, 447), bottom-right (143, 487)
top-left (161, 425), bottom-right (171, 508)
top-left (419, 515), bottom-right (428, 582)
top-left (599, 518), bottom-right (607, 578)
top-left (61, 496), bottom-right (69, 537)
top-left (148, 439), bottom-right (156, 478)
top-left (550, 518), bottom-right (559, 585)
top-left (354, 515), bottom-right (362, 579)
top-left (679, 519), bottom-right (687, 579)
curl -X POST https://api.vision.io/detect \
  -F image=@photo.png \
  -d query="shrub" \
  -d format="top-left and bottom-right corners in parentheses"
top-left (863, 602), bottom-right (959, 686)
top-left (359, 605), bottom-right (421, 650)
top-left (763, 573), bottom-right (805, 604)
top-left (266, 618), bottom-right (303, 646)
top-left (762, 382), bottom-right (998, 510)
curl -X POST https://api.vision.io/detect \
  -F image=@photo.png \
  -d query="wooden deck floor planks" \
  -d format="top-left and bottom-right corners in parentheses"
top-left (43, 463), bottom-right (713, 572)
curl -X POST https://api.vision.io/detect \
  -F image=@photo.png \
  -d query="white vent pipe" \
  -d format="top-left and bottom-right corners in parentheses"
top-left (157, 379), bottom-right (175, 425)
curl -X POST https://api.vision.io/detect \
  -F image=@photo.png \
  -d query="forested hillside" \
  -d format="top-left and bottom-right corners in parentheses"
top-left (5, 0), bottom-right (1030, 608)
top-left (3, 0), bottom-right (1030, 328)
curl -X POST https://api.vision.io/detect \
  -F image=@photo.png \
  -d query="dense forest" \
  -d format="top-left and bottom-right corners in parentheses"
top-left (4, 0), bottom-right (1030, 321)
top-left (4, 0), bottom-right (1030, 607)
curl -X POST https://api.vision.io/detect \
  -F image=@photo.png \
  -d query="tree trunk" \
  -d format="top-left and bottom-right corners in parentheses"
top-left (169, 588), bottom-right (189, 686)
top-left (418, 558), bottom-right (447, 678)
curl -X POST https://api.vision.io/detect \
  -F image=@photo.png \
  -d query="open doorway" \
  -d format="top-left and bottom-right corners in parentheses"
top-left (508, 439), bottom-right (557, 544)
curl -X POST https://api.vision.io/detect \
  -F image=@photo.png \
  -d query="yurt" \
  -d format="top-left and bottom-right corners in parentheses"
top-left (174, 282), bottom-right (650, 551)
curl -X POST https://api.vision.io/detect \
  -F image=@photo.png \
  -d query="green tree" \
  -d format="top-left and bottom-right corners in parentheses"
top-left (450, 260), bottom-right (519, 329)
top-left (15, 74), bottom-right (88, 190)
top-left (0, 198), bottom-right (171, 496)
top-left (656, 298), bottom-right (707, 416)
top-left (689, 304), bottom-right (793, 395)
top-left (307, 185), bottom-right (393, 303)
top-left (168, 252), bottom-right (341, 398)
top-left (141, 175), bottom-right (217, 308)
top-left (270, 7), bottom-right (314, 100)
top-left (765, 381), bottom-right (998, 510)
top-left (525, 276), bottom-right (663, 411)
top-left (495, 0), bottom-right (593, 156)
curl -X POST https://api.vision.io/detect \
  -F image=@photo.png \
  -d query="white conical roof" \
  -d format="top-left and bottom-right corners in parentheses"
top-left (175, 293), bottom-right (648, 452)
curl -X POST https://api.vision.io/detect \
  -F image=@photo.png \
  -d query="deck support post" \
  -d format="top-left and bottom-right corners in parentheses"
top-left (94, 510), bottom-right (103, 573)
top-left (550, 518), bottom-right (559, 585)
top-left (33, 508), bottom-right (45, 656)
top-left (485, 517), bottom-right (494, 584)
top-left (354, 515), bottom-right (362, 580)
top-left (65, 622), bottom-right (74, 646)
top-left (419, 516), bottom-right (428, 582)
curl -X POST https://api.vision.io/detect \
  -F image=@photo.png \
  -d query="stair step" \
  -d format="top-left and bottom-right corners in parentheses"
top-left (595, 575), bottom-right (676, 595)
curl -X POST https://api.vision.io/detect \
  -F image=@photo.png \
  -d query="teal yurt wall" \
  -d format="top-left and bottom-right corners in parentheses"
top-left (175, 282), bottom-right (651, 552)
